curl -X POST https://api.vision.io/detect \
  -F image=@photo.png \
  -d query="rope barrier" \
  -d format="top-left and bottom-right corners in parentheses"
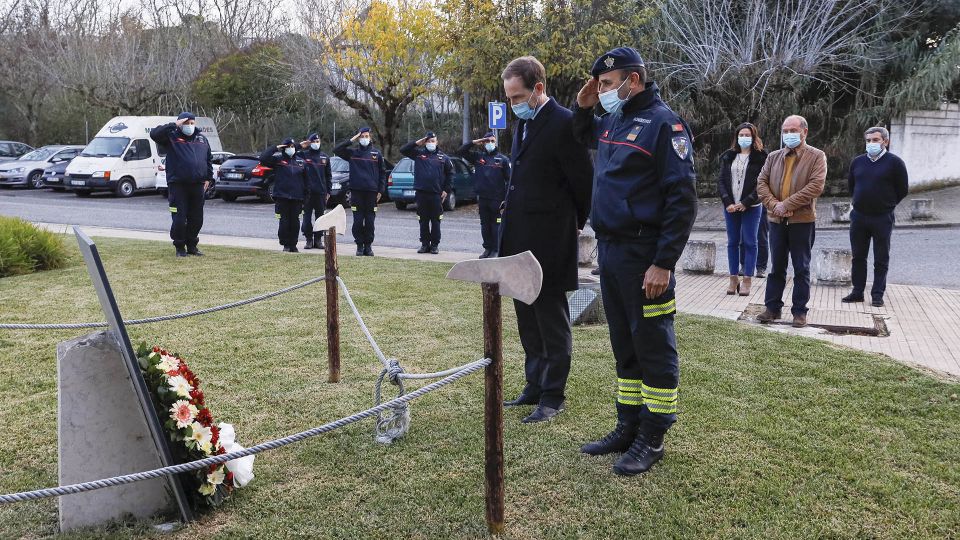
top-left (0, 276), bottom-right (328, 330)
top-left (0, 357), bottom-right (490, 505)
top-left (335, 276), bottom-right (389, 368)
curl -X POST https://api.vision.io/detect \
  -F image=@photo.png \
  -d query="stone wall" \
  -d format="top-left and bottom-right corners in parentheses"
top-left (890, 103), bottom-right (960, 189)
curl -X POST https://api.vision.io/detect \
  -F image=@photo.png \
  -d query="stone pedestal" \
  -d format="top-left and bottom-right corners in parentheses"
top-left (577, 232), bottom-right (597, 267)
top-left (815, 248), bottom-right (852, 285)
top-left (910, 198), bottom-right (934, 220)
top-left (682, 241), bottom-right (716, 274)
top-left (57, 332), bottom-right (176, 532)
top-left (831, 201), bottom-right (852, 223)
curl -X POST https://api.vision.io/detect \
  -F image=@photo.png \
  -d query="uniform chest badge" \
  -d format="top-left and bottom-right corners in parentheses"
top-left (671, 136), bottom-right (691, 160)
top-left (478, 158), bottom-right (486, 165)
top-left (626, 124), bottom-right (643, 142)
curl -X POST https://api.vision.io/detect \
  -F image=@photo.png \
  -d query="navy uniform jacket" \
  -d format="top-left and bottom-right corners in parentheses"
top-left (332, 141), bottom-right (387, 193)
top-left (298, 148), bottom-right (332, 198)
top-left (457, 143), bottom-right (511, 201)
top-left (500, 97), bottom-right (594, 294)
top-left (399, 142), bottom-right (453, 193)
top-left (149, 123), bottom-right (212, 184)
top-left (572, 82), bottom-right (698, 271)
top-left (258, 148), bottom-right (308, 201)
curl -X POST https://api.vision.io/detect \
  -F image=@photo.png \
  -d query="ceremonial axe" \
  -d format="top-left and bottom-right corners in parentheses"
top-left (445, 250), bottom-right (543, 535)
top-left (312, 204), bottom-right (347, 235)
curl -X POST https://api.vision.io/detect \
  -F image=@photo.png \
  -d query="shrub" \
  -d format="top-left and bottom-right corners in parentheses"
top-left (0, 217), bottom-right (69, 278)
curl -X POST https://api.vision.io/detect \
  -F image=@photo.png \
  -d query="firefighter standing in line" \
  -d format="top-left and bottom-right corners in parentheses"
top-left (400, 131), bottom-right (452, 254)
top-left (299, 133), bottom-right (332, 250)
top-left (333, 127), bottom-right (387, 256)
top-left (259, 138), bottom-right (309, 252)
top-left (572, 47), bottom-right (698, 475)
top-left (457, 131), bottom-right (511, 258)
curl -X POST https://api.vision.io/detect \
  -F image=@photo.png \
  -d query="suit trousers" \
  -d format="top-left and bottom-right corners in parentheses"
top-left (850, 209), bottom-right (895, 301)
top-left (513, 289), bottom-right (572, 409)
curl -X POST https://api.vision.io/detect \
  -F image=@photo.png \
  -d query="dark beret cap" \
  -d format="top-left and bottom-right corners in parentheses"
top-left (590, 47), bottom-right (645, 78)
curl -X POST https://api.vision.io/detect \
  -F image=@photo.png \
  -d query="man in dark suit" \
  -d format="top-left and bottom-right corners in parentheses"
top-left (499, 56), bottom-right (594, 423)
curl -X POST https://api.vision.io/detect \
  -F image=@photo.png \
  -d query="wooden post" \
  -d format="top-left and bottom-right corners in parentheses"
top-left (482, 282), bottom-right (504, 535)
top-left (325, 226), bottom-right (341, 383)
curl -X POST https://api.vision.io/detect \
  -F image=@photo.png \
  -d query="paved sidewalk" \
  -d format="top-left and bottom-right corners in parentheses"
top-left (694, 184), bottom-right (960, 231)
top-left (38, 221), bottom-right (960, 381)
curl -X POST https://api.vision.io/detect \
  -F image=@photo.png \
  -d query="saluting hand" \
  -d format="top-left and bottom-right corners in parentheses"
top-left (350, 132), bottom-right (361, 143)
top-left (642, 265), bottom-right (671, 300)
top-left (471, 138), bottom-right (487, 145)
top-left (175, 118), bottom-right (187, 128)
top-left (576, 77), bottom-right (601, 109)
top-left (416, 137), bottom-right (427, 146)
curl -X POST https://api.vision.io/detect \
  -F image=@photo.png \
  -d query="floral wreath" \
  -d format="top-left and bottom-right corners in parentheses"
top-left (136, 344), bottom-right (254, 509)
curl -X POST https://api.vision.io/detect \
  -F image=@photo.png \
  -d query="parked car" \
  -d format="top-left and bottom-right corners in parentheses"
top-left (0, 145), bottom-right (84, 189)
top-left (216, 154), bottom-right (275, 202)
top-left (0, 141), bottom-right (33, 164)
top-left (328, 155), bottom-right (350, 207)
top-left (387, 156), bottom-right (476, 210)
top-left (41, 154), bottom-right (81, 191)
top-left (156, 151), bottom-right (233, 199)
top-left (66, 116), bottom-right (222, 197)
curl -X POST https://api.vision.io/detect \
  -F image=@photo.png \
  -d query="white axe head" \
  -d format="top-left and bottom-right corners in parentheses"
top-left (313, 204), bottom-right (347, 235)
top-left (445, 251), bottom-right (543, 305)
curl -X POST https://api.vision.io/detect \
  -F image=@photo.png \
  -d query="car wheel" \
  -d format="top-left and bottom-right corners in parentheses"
top-left (443, 191), bottom-right (456, 211)
top-left (259, 183), bottom-right (275, 203)
top-left (115, 178), bottom-right (136, 198)
top-left (221, 193), bottom-right (238, 202)
top-left (28, 171), bottom-right (43, 189)
top-left (75, 190), bottom-right (92, 197)
top-left (394, 201), bottom-right (407, 210)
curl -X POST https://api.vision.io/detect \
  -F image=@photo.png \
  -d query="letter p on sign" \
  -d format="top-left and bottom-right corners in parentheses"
top-left (488, 102), bottom-right (507, 130)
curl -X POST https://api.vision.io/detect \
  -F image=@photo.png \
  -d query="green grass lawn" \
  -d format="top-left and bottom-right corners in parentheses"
top-left (0, 237), bottom-right (958, 539)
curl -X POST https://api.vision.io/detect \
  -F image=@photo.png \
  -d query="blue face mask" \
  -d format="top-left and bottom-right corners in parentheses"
top-left (512, 90), bottom-right (539, 120)
top-left (782, 132), bottom-right (802, 149)
top-left (738, 136), bottom-right (753, 149)
top-left (866, 142), bottom-right (883, 157)
top-left (284, 147), bottom-right (295, 157)
top-left (181, 124), bottom-right (195, 136)
top-left (484, 142), bottom-right (496, 153)
top-left (599, 78), bottom-right (630, 115)
top-left (425, 143), bottom-right (437, 152)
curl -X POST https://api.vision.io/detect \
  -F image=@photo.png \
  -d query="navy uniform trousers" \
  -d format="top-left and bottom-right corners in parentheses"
top-left (168, 182), bottom-right (205, 250)
top-left (415, 190), bottom-right (443, 246)
top-left (850, 209), bottom-right (895, 301)
top-left (478, 197), bottom-right (502, 252)
top-left (301, 192), bottom-right (327, 240)
top-left (275, 198), bottom-right (303, 248)
top-left (351, 190), bottom-right (378, 246)
top-left (598, 238), bottom-right (679, 431)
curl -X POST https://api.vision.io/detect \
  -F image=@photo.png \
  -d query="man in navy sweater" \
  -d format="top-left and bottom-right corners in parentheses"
top-left (842, 126), bottom-right (909, 307)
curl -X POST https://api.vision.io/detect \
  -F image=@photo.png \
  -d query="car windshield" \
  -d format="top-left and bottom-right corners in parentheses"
top-left (80, 137), bottom-right (130, 158)
top-left (393, 158), bottom-right (414, 173)
top-left (18, 147), bottom-right (59, 161)
top-left (331, 157), bottom-right (349, 173)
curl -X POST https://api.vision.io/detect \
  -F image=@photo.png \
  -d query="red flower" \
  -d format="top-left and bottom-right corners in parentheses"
top-left (195, 407), bottom-right (213, 426)
top-left (210, 425), bottom-right (220, 447)
top-left (191, 389), bottom-right (206, 407)
top-left (152, 346), bottom-right (160, 353)
top-left (225, 471), bottom-right (234, 484)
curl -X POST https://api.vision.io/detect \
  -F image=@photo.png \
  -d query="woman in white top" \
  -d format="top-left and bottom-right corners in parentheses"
top-left (717, 123), bottom-right (768, 295)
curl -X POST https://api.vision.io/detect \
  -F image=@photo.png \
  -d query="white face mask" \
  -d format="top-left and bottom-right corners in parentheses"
top-left (284, 147), bottom-right (295, 157)
top-left (181, 124), bottom-right (196, 136)
top-left (359, 137), bottom-right (371, 147)
top-left (425, 142), bottom-right (437, 152)
top-left (484, 142), bottom-right (497, 152)
top-left (310, 142), bottom-right (320, 150)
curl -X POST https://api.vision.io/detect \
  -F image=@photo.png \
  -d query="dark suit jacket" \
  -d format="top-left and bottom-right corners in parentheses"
top-left (499, 97), bottom-right (593, 294)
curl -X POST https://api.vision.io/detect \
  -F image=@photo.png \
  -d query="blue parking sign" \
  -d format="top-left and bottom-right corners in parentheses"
top-left (488, 102), bottom-right (507, 130)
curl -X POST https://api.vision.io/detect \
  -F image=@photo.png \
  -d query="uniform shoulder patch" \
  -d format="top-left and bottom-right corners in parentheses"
top-left (671, 136), bottom-right (691, 160)
top-left (671, 123), bottom-right (684, 132)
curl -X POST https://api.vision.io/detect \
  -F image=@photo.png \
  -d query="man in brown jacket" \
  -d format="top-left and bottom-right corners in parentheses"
top-left (755, 115), bottom-right (827, 327)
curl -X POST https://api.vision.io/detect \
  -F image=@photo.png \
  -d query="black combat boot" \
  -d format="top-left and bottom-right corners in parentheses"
top-left (612, 428), bottom-right (665, 476)
top-left (417, 243), bottom-right (430, 254)
top-left (356, 244), bottom-right (364, 256)
top-left (304, 236), bottom-right (315, 249)
top-left (580, 422), bottom-right (639, 456)
top-left (363, 244), bottom-right (374, 256)
top-left (315, 233), bottom-right (324, 250)
top-left (429, 244), bottom-right (439, 254)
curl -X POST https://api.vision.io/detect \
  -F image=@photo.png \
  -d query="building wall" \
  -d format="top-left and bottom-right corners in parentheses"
top-left (890, 103), bottom-right (960, 188)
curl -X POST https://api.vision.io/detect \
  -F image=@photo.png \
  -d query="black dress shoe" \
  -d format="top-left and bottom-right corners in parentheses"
top-left (176, 249), bottom-right (188, 258)
top-left (872, 298), bottom-right (885, 307)
top-left (503, 393), bottom-right (539, 407)
top-left (187, 247), bottom-right (204, 256)
top-left (430, 245), bottom-right (439, 254)
top-left (417, 243), bottom-right (430, 254)
top-left (304, 237), bottom-right (314, 249)
top-left (522, 403), bottom-right (565, 423)
top-left (591, 267), bottom-right (601, 275)
top-left (842, 292), bottom-right (865, 303)
top-left (479, 249), bottom-right (491, 259)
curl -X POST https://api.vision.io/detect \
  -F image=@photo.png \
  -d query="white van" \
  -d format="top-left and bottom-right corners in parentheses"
top-left (66, 116), bottom-right (222, 197)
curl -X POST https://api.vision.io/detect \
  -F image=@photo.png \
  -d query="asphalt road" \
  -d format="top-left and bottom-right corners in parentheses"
top-left (2, 187), bottom-right (957, 289)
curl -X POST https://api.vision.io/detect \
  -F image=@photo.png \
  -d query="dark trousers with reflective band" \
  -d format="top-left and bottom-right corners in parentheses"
top-left (478, 197), bottom-right (502, 251)
top-left (598, 239), bottom-right (679, 432)
top-left (301, 192), bottom-right (327, 238)
top-left (350, 190), bottom-right (378, 246)
top-left (850, 209), bottom-right (894, 301)
top-left (765, 220), bottom-right (815, 316)
top-left (415, 190), bottom-right (442, 246)
top-left (167, 182), bottom-right (205, 250)
top-left (275, 198), bottom-right (303, 248)
top-left (513, 289), bottom-right (572, 409)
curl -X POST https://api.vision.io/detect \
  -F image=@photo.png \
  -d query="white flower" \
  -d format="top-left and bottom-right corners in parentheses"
top-left (198, 482), bottom-right (216, 496)
top-left (219, 422), bottom-right (255, 487)
top-left (167, 375), bottom-right (192, 398)
top-left (169, 400), bottom-right (198, 429)
top-left (207, 466), bottom-right (226, 486)
top-left (157, 354), bottom-right (180, 373)
top-left (189, 421), bottom-right (213, 454)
